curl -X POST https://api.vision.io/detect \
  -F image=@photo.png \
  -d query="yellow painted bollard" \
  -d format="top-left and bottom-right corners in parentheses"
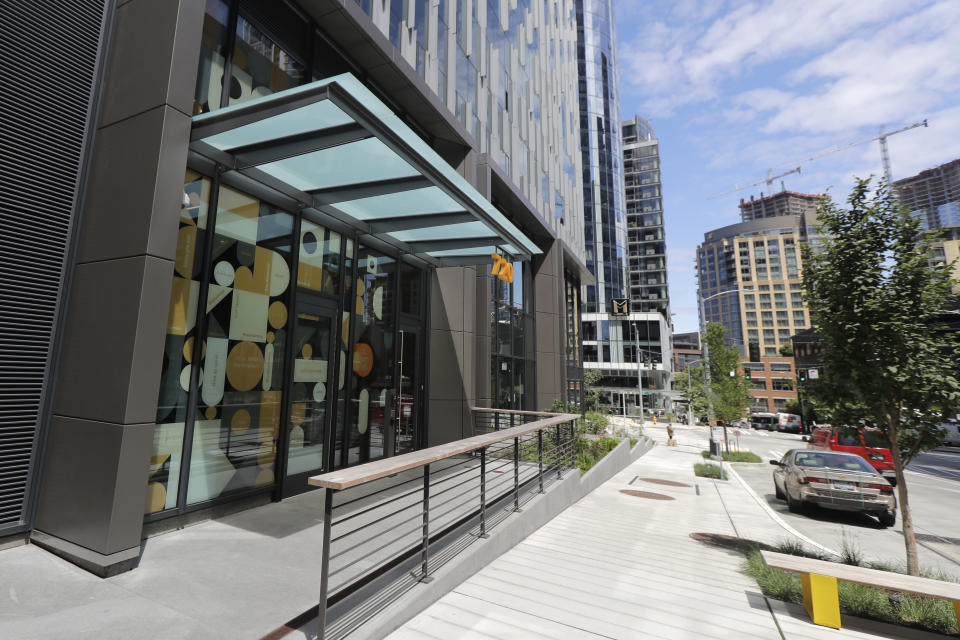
top-left (801, 572), bottom-right (841, 629)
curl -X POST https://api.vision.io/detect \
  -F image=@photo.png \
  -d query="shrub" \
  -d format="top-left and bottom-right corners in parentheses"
top-left (694, 462), bottom-right (726, 479)
top-left (581, 411), bottom-right (609, 435)
top-left (700, 450), bottom-right (762, 463)
top-left (574, 436), bottom-right (621, 475)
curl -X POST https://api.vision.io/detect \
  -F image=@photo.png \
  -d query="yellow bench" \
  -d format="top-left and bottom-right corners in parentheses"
top-left (761, 550), bottom-right (960, 630)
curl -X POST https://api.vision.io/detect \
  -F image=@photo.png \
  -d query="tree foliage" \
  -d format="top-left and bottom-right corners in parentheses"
top-left (583, 369), bottom-right (603, 412)
top-left (676, 365), bottom-right (710, 420)
top-left (704, 322), bottom-right (751, 422)
top-left (802, 177), bottom-right (960, 575)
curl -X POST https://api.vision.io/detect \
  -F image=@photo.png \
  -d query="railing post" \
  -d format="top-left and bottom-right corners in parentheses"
top-left (479, 447), bottom-right (489, 538)
top-left (419, 464), bottom-right (433, 582)
top-left (570, 420), bottom-right (577, 469)
top-left (317, 488), bottom-right (334, 640)
top-left (537, 429), bottom-right (544, 493)
top-left (556, 423), bottom-right (562, 478)
top-left (513, 436), bottom-right (521, 512)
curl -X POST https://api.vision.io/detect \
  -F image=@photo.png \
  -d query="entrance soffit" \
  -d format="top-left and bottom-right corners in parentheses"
top-left (189, 73), bottom-right (540, 267)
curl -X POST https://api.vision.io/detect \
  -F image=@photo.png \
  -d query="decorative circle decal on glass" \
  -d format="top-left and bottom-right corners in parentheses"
top-left (289, 426), bottom-right (304, 448)
top-left (213, 261), bottom-right (235, 286)
top-left (269, 250), bottom-right (289, 296)
top-left (230, 408), bottom-right (251, 435)
top-left (302, 343), bottom-right (313, 359)
top-left (205, 406), bottom-right (217, 419)
top-left (225, 341), bottom-right (264, 391)
top-left (266, 331), bottom-right (275, 344)
top-left (313, 382), bottom-right (326, 402)
top-left (180, 365), bottom-right (192, 391)
top-left (302, 230), bottom-right (318, 254)
top-left (373, 287), bottom-right (384, 320)
top-left (366, 255), bottom-right (379, 274)
top-left (358, 388), bottom-right (370, 434)
top-left (268, 301), bottom-right (287, 329)
top-left (353, 343), bottom-right (374, 377)
top-left (183, 337), bottom-right (195, 363)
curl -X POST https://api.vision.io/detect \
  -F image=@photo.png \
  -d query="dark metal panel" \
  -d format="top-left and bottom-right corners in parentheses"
top-left (0, 0), bottom-right (112, 534)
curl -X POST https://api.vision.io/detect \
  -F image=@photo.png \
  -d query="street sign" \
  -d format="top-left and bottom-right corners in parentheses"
top-left (808, 368), bottom-right (819, 380)
top-left (611, 298), bottom-right (629, 315)
top-left (711, 426), bottom-right (724, 443)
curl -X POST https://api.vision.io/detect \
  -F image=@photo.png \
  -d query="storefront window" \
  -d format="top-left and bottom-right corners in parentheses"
top-left (193, 0), bottom-right (230, 114)
top-left (229, 15), bottom-right (306, 106)
top-left (345, 246), bottom-right (395, 464)
top-left (188, 185), bottom-right (294, 504)
top-left (148, 171), bottom-right (211, 514)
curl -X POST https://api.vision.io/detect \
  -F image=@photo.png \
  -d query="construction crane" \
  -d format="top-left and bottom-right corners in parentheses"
top-left (707, 119), bottom-right (929, 200)
top-left (707, 166), bottom-right (801, 200)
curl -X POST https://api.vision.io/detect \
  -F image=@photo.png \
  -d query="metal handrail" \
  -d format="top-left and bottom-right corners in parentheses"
top-left (308, 408), bottom-right (579, 639)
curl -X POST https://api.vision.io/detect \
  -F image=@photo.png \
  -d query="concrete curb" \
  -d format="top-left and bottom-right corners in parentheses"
top-left (724, 462), bottom-right (841, 558)
top-left (342, 436), bottom-right (655, 640)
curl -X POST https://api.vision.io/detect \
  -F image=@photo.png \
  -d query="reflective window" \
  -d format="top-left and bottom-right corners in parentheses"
top-left (189, 185), bottom-right (294, 504)
top-left (148, 171), bottom-right (211, 514)
top-left (345, 247), bottom-right (396, 465)
top-left (193, 0), bottom-right (230, 114)
top-left (228, 16), bottom-right (306, 106)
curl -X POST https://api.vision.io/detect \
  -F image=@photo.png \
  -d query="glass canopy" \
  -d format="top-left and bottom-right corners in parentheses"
top-left (189, 73), bottom-right (540, 266)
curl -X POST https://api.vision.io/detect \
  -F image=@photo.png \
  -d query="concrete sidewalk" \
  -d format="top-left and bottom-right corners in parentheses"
top-left (386, 428), bottom-right (946, 640)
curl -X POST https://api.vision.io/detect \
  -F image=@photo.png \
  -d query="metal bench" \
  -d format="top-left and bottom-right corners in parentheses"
top-left (761, 550), bottom-right (960, 630)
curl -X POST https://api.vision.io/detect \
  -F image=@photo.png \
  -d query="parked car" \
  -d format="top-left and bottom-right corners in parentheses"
top-left (940, 421), bottom-right (960, 447)
top-left (809, 426), bottom-right (896, 485)
top-left (771, 449), bottom-right (896, 527)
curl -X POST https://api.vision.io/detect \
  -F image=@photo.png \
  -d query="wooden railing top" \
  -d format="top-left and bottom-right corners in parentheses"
top-left (308, 411), bottom-right (579, 491)
top-left (761, 551), bottom-right (960, 601)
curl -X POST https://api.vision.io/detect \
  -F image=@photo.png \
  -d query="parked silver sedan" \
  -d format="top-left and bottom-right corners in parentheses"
top-left (771, 449), bottom-right (897, 527)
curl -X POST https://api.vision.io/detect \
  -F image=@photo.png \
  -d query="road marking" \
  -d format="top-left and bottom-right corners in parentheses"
top-left (769, 450), bottom-right (784, 461)
top-left (724, 462), bottom-right (841, 558)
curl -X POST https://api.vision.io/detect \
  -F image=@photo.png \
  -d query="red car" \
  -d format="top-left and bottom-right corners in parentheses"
top-left (809, 426), bottom-right (897, 485)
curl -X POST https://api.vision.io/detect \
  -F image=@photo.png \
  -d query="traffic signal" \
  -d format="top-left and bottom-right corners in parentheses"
top-left (744, 369), bottom-right (752, 381)
top-left (797, 368), bottom-right (807, 383)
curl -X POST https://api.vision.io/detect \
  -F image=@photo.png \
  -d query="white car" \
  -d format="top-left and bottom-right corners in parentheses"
top-left (941, 422), bottom-right (960, 446)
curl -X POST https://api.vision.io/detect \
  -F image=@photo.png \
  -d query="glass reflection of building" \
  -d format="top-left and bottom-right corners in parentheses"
top-left (4, 0), bottom-right (594, 580)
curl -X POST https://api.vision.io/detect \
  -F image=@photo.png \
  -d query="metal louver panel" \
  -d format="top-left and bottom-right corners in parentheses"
top-left (0, 1), bottom-right (109, 534)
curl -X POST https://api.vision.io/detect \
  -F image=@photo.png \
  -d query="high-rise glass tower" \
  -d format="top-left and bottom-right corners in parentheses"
top-left (576, 0), bottom-right (627, 314)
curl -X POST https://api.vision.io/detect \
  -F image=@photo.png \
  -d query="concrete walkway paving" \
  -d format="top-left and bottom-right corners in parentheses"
top-left (386, 425), bottom-right (947, 640)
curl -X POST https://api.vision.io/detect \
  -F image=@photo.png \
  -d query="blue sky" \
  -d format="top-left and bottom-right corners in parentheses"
top-left (613, 0), bottom-right (960, 333)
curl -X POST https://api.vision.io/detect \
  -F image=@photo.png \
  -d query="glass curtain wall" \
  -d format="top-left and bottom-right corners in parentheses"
top-left (489, 263), bottom-right (535, 411)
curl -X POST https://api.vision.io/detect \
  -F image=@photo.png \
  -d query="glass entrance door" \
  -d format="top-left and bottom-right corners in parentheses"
top-left (395, 327), bottom-right (422, 456)
top-left (282, 296), bottom-right (337, 494)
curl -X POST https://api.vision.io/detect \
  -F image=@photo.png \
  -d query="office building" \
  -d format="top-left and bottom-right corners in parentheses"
top-left (696, 191), bottom-right (826, 412)
top-left (1, 0), bottom-right (590, 576)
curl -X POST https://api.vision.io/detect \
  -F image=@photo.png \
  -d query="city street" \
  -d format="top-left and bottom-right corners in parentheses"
top-left (653, 423), bottom-right (960, 578)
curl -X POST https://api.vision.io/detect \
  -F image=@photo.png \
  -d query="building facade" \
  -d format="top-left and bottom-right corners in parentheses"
top-left (622, 116), bottom-right (669, 316)
top-left (894, 158), bottom-right (960, 292)
top-left (2, 0), bottom-right (590, 576)
top-left (696, 191), bottom-right (825, 413)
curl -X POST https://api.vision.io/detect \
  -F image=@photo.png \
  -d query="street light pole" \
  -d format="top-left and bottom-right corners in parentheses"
top-left (633, 320), bottom-right (644, 426)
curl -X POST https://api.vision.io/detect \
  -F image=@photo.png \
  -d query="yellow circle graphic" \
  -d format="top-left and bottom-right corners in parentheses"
top-left (225, 342), bottom-right (264, 391)
top-left (268, 300), bottom-right (288, 329)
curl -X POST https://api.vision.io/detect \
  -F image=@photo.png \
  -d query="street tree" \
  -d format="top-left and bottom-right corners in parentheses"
top-left (583, 369), bottom-right (603, 412)
top-left (676, 365), bottom-right (709, 423)
top-left (704, 322), bottom-right (751, 425)
top-left (802, 177), bottom-right (960, 576)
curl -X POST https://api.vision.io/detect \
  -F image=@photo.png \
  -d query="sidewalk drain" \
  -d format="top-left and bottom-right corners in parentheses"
top-left (636, 477), bottom-right (691, 488)
top-left (619, 489), bottom-right (674, 501)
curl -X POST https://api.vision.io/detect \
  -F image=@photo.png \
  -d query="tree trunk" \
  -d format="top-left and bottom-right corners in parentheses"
top-left (888, 419), bottom-right (920, 576)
